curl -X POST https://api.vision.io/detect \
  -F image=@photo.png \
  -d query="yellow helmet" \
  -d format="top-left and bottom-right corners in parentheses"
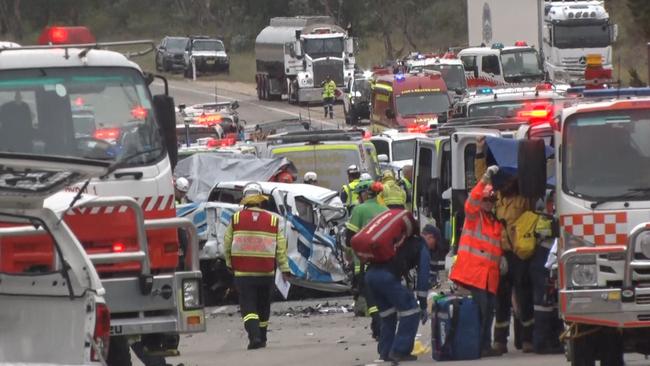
top-left (382, 183), bottom-right (406, 206)
top-left (381, 170), bottom-right (395, 183)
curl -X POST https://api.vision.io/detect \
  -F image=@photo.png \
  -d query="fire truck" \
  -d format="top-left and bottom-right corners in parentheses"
top-left (370, 71), bottom-right (451, 132)
top-left (553, 90), bottom-right (650, 364)
top-left (1, 26), bottom-right (205, 364)
top-left (458, 42), bottom-right (545, 87)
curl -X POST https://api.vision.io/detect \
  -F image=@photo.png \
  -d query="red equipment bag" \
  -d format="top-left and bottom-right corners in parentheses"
top-left (350, 209), bottom-right (418, 263)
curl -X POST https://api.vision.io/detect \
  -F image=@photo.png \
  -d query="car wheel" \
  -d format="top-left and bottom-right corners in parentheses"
top-left (106, 336), bottom-right (133, 366)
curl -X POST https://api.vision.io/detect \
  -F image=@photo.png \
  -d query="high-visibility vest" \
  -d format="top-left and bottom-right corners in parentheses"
top-left (322, 80), bottom-right (337, 98)
top-left (449, 181), bottom-right (503, 294)
top-left (342, 180), bottom-right (361, 206)
top-left (230, 209), bottom-right (280, 275)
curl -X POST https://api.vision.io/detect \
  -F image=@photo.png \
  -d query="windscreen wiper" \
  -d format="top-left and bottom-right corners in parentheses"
top-left (590, 188), bottom-right (650, 209)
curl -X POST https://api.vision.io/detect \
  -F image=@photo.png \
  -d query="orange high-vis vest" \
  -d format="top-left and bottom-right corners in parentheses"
top-left (450, 180), bottom-right (503, 294)
top-left (230, 209), bottom-right (280, 274)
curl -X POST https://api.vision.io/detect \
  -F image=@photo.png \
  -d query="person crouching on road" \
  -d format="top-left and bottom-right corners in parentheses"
top-left (449, 165), bottom-right (503, 357)
top-left (321, 74), bottom-right (337, 119)
top-left (224, 182), bottom-right (291, 350)
top-left (421, 224), bottom-right (448, 286)
top-left (364, 191), bottom-right (430, 362)
top-left (346, 180), bottom-right (387, 340)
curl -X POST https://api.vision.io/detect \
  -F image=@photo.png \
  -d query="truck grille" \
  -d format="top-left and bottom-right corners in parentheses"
top-left (314, 59), bottom-right (344, 87)
top-left (636, 294), bottom-right (650, 305)
top-left (561, 57), bottom-right (586, 68)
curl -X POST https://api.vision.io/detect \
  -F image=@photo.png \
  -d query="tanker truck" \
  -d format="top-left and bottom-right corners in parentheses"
top-left (255, 16), bottom-right (356, 104)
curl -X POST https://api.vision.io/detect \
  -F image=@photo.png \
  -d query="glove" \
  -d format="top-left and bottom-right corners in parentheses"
top-left (420, 310), bottom-right (429, 325)
top-left (499, 256), bottom-right (508, 276)
top-left (485, 165), bottom-right (499, 179)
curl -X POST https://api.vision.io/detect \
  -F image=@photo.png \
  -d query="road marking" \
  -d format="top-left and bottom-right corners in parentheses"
top-left (154, 81), bottom-right (339, 128)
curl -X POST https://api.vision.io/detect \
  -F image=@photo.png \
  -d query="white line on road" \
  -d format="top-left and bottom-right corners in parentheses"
top-left (155, 81), bottom-right (339, 128)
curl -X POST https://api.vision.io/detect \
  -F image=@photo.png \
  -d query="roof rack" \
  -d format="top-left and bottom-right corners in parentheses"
top-left (267, 129), bottom-right (364, 145)
top-left (0, 40), bottom-right (155, 59)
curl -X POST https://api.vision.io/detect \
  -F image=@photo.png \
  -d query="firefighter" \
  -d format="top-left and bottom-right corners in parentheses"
top-left (449, 164), bottom-right (503, 358)
top-left (303, 171), bottom-right (318, 185)
top-left (224, 182), bottom-right (291, 350)
top-left (364, 208), bottom-right (430, 362)
top-left (340, 165), bottom-right (362, 209)
top-left (475, 136), bottom-right (535, 354)
top-left (321, 75), bottom-right (336, 119)
top-left (346, 180), bottom-right (387, 340)
top-left (174, 177), bottom-right (190, 204)
top-left (399, 165), bottom-right (414, 210)
top-left (378, 170), bottom-right (406, 207)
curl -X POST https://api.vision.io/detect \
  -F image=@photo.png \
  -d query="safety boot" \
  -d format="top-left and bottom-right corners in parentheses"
top-left (492, 342), bottom-right (508, 354)
top-left (522, 341), bottom-right (534, 353)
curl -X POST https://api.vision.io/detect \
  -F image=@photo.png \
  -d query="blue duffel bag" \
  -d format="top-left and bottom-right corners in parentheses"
top-left (431, 295), bottom-right (481, 361)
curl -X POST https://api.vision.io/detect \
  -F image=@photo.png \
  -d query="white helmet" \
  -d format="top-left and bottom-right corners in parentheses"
top-left (360, 173), bottom-right (372, 181)
top-left (243, 182), bottom-right (263, 197)
top-left (304, 171), bottom-right (318, 182)
top-left (347, 164), bottom-right (360, 174)
top-left (175, 177), bottom-right (190, 193)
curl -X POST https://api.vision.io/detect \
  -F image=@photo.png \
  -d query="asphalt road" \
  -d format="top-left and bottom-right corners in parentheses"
top-left (151, 78), bottom-right (348, 130)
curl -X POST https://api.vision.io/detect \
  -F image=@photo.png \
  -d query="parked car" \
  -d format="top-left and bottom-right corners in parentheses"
top-left (183, 36), bottom-right (229, 77)
top-left (156, 36), bottom-right (189, 72)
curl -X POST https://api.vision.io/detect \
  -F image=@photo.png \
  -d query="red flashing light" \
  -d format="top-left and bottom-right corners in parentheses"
top-left (38, 26), bottom-right (96, 45)
top-left (517, 103), bottom-right (554, 125)
top-left (130, 106), bottom-right (149, 120)
top-left (91, 303), bottom-right (111, 362)
top-left (406, 124), bottom-right (430, 133)
top-left (112, 242), bottom-right (126, 253)
top-left (196, 113), bottom-right (222, 126)
top-left (94, 128), bottom-right (121, 142)
top-left (535, 82), bottom-right (553, 92)
top-left (514, 41), bottom-right (528, 47)
top-left (74, 97), bottom-right (85, 106)
top-left (205, 136), bottom-right (236, 148)
top-left (362, 130), bottom-right (372, 140)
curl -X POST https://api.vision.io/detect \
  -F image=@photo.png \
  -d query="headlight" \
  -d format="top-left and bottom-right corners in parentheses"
top-left (183, 279), bottom-right (201, 309)
top-left (568, 255), bottom-right (597, 288)
top-left (563, 231), bottom-right (594, 250)
top-left (637, 232), bottom-right (650, 258)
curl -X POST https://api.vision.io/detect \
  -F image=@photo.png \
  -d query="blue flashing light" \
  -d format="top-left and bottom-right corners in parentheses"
top-left (477, 87), bottom-right (494, 95)
top-left (416, 53), bottom-right (425, 60)
top-left (395, 73), bottom-right (406, 82)
top-left (582, 87), bottom-right (650, 98)
top-left (491, 42), bottom-right (504, 50)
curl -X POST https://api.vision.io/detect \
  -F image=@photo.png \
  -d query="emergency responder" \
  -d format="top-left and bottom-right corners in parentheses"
top-left (224, 182), bottom-right (291, 350)
top-left (475, 136), bottom-right (534, 354)
top-left (346, 180), bottom-right (387, 340)
top-left (174, 177), bottom-right (190, 204)
top-left (321, 75), bottom-right (336, 119)
top-left (421, 224), bottom-right (447, 286)
top-left (340, 165), bottom-right (362, 209)
top-left (364, 209), bottom-right (430, 362)
top-left (399, 165), bottom-right (414, 210)
top-left (303, 171), bottom-right (318, 185)
top-left (449, 164), bottom-right (503, 358)
top-left (378, 170), bottom-right (406, 207)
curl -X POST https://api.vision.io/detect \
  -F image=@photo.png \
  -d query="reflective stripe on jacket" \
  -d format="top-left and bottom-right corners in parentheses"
top-left (449, 180), bottom-right (503, 294)
top-left (224, 207), bottom-right (289, 276)
top-left (322, 80), bottom-right (337, 98)
top-left (342, 180), bottom-right (361, 207)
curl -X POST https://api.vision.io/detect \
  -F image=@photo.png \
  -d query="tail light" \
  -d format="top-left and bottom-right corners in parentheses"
top-left (91, 303), bottom-right (110, 362)
top-left (130, 106), bottom-right (149, 120)
top-left (112, 242), bottom-right (126, 253)
top-left (94, 128), bottom-right (121, 143)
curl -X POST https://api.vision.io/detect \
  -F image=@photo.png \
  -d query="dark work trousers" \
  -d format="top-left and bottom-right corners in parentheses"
top-left (468, 286), bottom-right (496, 352)
top-left (323, 97), bottom-right (334, 118)
top-left (494, 251), bottom-right (535, 346)
top-left (530, 243), bottom-right (563, 353)
top-left (234, 276), bottom-right (274, 343)
top-left (356, 268), bottom-right (381, 339)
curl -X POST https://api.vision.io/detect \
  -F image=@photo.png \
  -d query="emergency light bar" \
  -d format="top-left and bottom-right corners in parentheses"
top-left (580, 88), bottom-right (650, 98)
top-left (38, 26), bottom-right (96, 45)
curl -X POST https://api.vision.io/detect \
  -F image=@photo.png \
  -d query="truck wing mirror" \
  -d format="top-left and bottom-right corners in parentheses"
top-left (153, 94), bottom-right (178, 169)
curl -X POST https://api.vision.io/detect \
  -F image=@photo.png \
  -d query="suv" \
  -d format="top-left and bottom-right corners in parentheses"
top-left (343, 75), bottom-right (372, 125)
top-left (156, 36), bottom-right (189, 72)
top-left (183, 36), bottom-right (229, 77)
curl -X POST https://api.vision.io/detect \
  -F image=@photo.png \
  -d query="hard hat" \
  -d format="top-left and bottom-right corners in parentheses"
top-left (354, 179), bottom-right (373, 193)
top-left (304, 171), bottom-right (318, 182)
top-left (243, 182), bottom-right (264, 197)
top-left (370, 181), bottom-right (384, 194)
top-left (175, 177), bottom-right (190, 193)
top-left (360, 172), bottom-right (372, 181)
top-left (347, 165), bottom-right (360, 174)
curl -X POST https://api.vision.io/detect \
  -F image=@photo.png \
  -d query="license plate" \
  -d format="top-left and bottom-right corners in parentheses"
top-left (206, 60), bottom-right (216, 65)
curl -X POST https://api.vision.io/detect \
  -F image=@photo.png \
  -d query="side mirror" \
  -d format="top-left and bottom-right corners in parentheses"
top-left (159, 46), bottom-right (166, 51)
top-left (385, 109), bottom-right (395, 119)
top-left (378, 154), bottom-right (389, 163)
top-left (153, 94), bottom-right (178, 169)
top-left (231, 101), bottom-right (239, 110)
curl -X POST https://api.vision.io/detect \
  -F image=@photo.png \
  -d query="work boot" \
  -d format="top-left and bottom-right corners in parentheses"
top-left (387, 352), bottom-right (417, 362)
top-left (492, 342), bottom-right (508, 354)
top-left (481, 348), bottom-right (503, 357)
top-left (370, 315), bottom-right (381, 340)
top-left (247, 338), bottom-right (264, 350)
top-left (522, 341), bottom-right (534, 353)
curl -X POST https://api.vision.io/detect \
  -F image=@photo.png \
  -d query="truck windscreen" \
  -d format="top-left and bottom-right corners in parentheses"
top-left (395, 92), bottom-right (449, 117)
top-left (0, 67), bottom-right (163, 166)
top-left (303, 38), bottom-right (344, 58)
top-left (554, 23), bottom-right (611, 49)
top-left (563, 109), bottom-right (650, 201)
top-left (392, 139), bottom-right (416, 161)
top-left (428, 65), bottom-right (467, 90)
top-left (501, 51), bottom-right (543, 81)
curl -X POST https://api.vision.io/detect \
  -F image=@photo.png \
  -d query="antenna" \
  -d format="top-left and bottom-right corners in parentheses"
top-left (214, 82), bottom-right (218, 103)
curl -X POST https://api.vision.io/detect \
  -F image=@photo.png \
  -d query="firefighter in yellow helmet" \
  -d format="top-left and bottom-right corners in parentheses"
top-left (378, 170), bottom-right (407, 208)
top-left (224, 182), bottom-right (291, 350)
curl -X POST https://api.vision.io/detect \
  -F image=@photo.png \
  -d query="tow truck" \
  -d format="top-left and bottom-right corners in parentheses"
top-left (3, 26), bottom-right (205, 364)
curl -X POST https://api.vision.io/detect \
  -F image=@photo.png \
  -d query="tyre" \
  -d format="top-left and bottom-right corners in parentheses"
top-left (107, 336), bottom-right (133, 366)
top-left (568, 334), bottom-right (595, 366)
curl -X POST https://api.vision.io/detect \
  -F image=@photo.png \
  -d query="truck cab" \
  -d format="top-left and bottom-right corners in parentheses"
top-left (404, 53), bottom-right (468, 101)
top-left (370, 72), bottom-right (451, 132)
top-left (459, 44), bottom-right (544, 87)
